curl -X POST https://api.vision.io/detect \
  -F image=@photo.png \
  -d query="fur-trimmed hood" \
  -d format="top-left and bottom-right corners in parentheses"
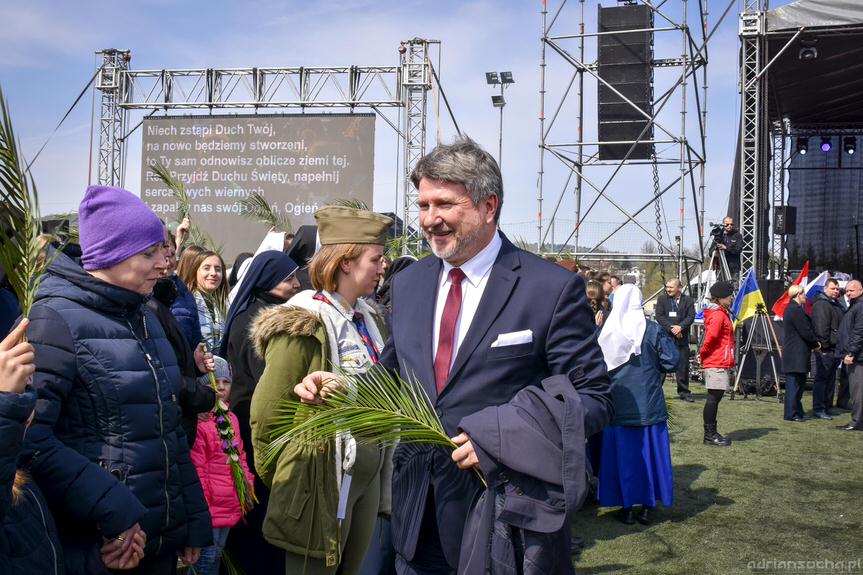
top-left (250, 305), bottom-right (322, 359)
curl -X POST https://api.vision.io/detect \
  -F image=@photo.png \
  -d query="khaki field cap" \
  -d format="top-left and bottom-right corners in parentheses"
top-left (314, 205), bottom-right (393, 245)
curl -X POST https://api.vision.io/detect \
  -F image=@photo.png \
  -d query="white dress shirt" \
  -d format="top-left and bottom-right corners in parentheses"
top-left (432, 232), bottom-right (503, 367)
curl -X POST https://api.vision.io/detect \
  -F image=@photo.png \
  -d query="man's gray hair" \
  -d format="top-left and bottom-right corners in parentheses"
top-left (410, 136), bottom-right (503, 222)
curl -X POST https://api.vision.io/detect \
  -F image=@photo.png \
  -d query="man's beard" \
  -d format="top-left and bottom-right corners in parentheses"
top-left (424, 222), bottom-right (484, 263)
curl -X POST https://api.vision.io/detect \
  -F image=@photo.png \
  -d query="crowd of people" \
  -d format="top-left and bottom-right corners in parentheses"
top-left (0, 137), bottom-right (859, 575)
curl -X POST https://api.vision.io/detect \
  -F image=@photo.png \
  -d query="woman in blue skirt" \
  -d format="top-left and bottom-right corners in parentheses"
top-left (597, 284), bottom-right (678, 525)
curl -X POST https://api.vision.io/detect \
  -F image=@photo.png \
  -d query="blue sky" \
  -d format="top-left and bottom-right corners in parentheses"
top-left (0, 0), bottom-right (794, 252)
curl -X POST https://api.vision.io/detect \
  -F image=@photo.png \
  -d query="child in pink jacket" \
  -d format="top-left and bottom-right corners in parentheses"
top-left (190, 356), bottom-right (254, 575)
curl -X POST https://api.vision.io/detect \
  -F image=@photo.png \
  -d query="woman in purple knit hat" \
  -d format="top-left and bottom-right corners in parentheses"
top-left (22, 186), bottom-right (212, 574)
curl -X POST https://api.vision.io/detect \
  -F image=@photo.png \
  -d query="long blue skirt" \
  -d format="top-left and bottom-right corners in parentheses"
top-left (597, 422), bottom-right (673, 509)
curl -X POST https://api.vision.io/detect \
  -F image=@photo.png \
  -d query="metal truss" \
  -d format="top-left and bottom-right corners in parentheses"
top-left (96, 49), bottom-right (131, 187)
top-left (118, 66), bottom-right (401, 109)
top-left (400, 39), bottom-right (433, 252)
top-left (739, 1), bottom-right (767, 276)
top-left (770, 121), bottom-right (786, 278)
top-left (95, 41), bottom-right (435, 250)
top-left (539, 0), bottom-right (722, 290)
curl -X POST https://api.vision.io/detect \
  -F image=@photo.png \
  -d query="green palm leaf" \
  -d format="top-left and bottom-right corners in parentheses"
top-left (0, 86), bottom-right (54, 318)
top-left (149, 161), bottom-right (221, 252)
top-left (149, 161), bottom-right (192, 219)
top-left (239, 191), bottom-right (292, 233)
top-left (263, 366), bottom-right (462, 475)
top-left (328, 198), bottom-right (371, 211)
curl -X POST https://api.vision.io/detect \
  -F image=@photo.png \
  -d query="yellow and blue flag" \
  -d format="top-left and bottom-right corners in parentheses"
top-left (731, 269), bottom-right (766, 326)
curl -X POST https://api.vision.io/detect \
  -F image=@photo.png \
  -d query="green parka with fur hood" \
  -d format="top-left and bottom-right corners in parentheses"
top-left (249, 299), bottom-right (393, 567)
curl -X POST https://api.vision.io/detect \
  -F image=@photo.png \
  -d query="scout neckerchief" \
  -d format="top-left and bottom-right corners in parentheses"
top-left (312, 292), bottom-right (380, 364)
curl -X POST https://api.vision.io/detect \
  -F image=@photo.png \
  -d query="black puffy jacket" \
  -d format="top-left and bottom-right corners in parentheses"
top-left (22, 251), bottom-right (212, 574)
top-left (0, 389), bottom-right (64, 575)
top-left (147, 292), bottom-right (216, 448)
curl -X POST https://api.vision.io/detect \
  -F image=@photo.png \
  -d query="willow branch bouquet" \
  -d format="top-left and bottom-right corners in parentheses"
top-left (263, 365), bottom-right (486, 487)
top-left (0, 86), bottom-right (55, 321)
top-left (201, 344), bottom-right (256, 514)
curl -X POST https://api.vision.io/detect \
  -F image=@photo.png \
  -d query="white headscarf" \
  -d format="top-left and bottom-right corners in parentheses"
top-left (598, 284), bottom-right (647, 371)
top-left (227, 230), bottom-right (293, 306)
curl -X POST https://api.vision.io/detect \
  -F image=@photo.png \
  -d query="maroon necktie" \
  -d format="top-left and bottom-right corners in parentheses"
top-left (434, 268), bottom-right (466, 394)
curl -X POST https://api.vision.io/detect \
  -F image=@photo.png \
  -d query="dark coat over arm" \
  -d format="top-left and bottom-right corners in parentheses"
top-left (456, 374), bottom-right (587, 575)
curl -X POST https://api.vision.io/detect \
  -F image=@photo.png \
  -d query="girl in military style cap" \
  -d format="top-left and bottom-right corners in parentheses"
top-left (249, 205), bottom-right (394, 575)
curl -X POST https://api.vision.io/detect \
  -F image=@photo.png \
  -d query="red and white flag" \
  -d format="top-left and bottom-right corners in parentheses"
top-left (771, 260), bottom-right (809, 319)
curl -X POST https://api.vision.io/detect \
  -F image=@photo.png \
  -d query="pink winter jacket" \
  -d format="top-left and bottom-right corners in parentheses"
top-left (190, 411), bottom-right (254, 528)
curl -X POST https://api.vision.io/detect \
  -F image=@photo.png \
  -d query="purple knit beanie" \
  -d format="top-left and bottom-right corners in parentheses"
top-left (78, 185), bottom-right (165, 271)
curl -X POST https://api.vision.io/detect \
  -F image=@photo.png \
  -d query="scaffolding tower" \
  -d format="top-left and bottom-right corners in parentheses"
top-left (538, 0), bottom-right (712, 289)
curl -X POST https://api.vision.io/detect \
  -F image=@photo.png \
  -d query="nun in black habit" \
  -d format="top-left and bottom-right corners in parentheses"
top-left (221, 250), bottom-right (299, 574)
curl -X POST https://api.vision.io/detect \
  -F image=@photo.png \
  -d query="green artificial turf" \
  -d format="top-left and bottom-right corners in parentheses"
top-left (572, 380), bottom-right (863, 575)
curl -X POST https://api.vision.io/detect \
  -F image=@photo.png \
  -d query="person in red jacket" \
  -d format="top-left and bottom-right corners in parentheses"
top-left (700, 281), bottom-right (735, 446)
top-left (190, 356), bottom-right (254, 575)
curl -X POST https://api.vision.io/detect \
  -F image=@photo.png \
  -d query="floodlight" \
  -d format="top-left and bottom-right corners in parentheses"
top-left (485, 72), bottom-right (499, 85)
top-left (491, 95), bottom-right (506, 108)
top-left (500, 71), bottom-right (514, 84)
top-left (796, 137), bottom-right (808, 155)
top-left (820, 137), bottom-right (832, 152)
top-left (845, 136), bottom-right (857, 155)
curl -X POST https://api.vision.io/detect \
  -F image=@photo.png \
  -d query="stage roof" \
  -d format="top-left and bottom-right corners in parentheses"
top-left (765, 0), bottom-right (863, 127)
top-left (767, 0), bottom-right (863, 32)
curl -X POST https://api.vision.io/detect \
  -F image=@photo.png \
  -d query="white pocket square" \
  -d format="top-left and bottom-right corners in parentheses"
top-left (491, 329), bottom-right (533, 348)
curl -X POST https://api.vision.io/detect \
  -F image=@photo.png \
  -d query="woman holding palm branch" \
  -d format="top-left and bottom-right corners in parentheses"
top-left (250, 205), bottom-right (393, 575)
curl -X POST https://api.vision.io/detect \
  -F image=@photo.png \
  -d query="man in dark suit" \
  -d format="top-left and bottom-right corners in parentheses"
top-left (296, 138), bottom-right (613, 574)
top-left (655, 278), bottom-right (696, 401)
top-left (810, 277), bottom-right (844, 418)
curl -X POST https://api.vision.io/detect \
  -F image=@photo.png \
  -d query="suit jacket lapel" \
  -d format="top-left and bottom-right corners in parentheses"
top-left (441, 239), bottom-right (521, 398)
top-left (410, 256), bottom-right (441, 401)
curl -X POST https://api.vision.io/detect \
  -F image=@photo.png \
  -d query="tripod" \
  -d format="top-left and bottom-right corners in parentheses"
top-left (709, 241), bottom-right (733, 283)
top-left (732, 303), bottom-right (783, 401)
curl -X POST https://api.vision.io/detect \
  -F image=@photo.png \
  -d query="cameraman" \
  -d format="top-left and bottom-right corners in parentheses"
top-left (713, 217), bottom-right (743, 282)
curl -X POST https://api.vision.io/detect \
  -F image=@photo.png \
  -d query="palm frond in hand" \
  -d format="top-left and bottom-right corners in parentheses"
top-left (0, 86), bottom-right (53, 318)
top-left (149, 161), bottom-right (220, 252)
top-left (150, 162), bottom-right (191, 219)
top-left (239, 191), bottom-right (292, 233)
top-left (263, 366), bottom-right (455, 473)
top-left (200, 289), bottom-right (227, 326)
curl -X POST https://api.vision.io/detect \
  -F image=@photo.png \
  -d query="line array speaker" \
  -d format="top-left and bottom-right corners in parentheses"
top-left (773, 206), bottom-right (797, 235)
top-left (597, 4), bottom-right (654, 161)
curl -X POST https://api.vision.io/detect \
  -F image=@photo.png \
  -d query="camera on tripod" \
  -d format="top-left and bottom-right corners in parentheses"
top-left (708, 222), bottom-right (725, 238)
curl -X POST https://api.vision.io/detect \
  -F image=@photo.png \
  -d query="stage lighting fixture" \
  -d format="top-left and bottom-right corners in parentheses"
top-left (821, 137), bottom-right (832, 152)
top-left (491, 95), bottom-right (506, 108)
top-left (485, 72), bottom-right (499, 85)
top-left (845, 137), bottom-right (857, 155)
top-left (796, 137), bottom-right (808, 155)
top-left (798, 39), bottom-right (818, 61)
